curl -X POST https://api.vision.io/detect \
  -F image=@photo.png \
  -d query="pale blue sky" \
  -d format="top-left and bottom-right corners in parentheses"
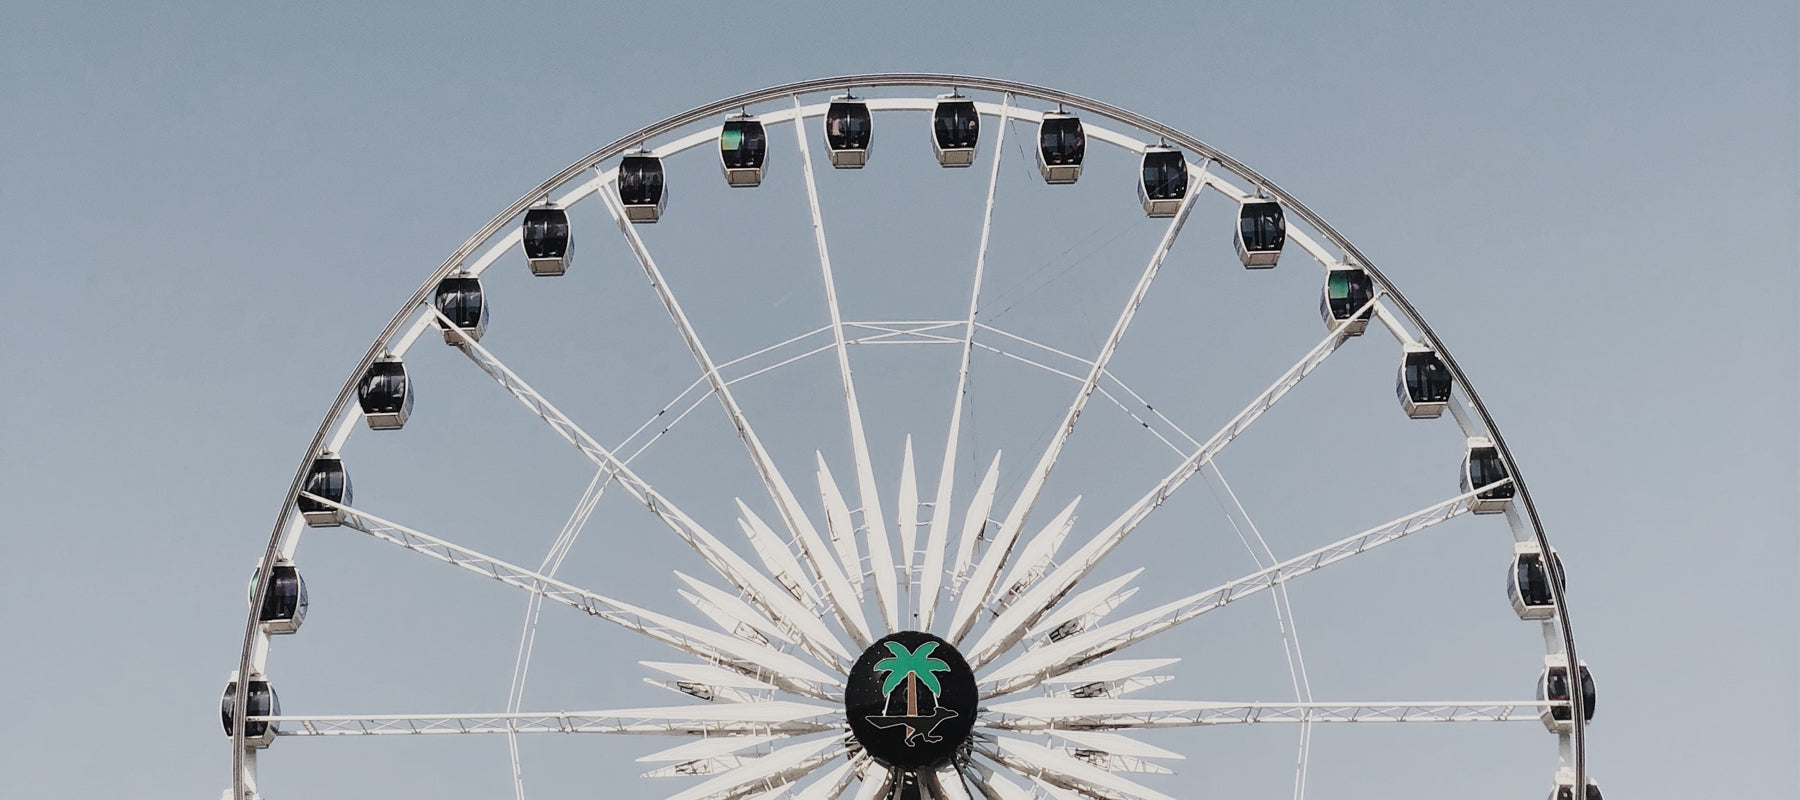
top-left (2, 3), bottom-right (1795, 799)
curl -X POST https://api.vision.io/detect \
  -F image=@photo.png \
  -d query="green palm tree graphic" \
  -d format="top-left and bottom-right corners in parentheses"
top-left (874, 641), bottom-right (952, 718)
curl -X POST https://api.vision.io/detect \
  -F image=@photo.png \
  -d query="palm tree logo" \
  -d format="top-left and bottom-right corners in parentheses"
top-left (867, 641), bottom-right (957, 746)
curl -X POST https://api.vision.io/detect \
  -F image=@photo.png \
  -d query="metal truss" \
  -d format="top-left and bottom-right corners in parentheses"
top-left (981, 698), bottom-right (1559, 730)
top-left (267, 704), bottom-right (843, 737)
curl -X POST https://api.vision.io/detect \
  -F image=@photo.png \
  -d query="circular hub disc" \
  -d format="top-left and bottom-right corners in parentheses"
top-left (845, 632), bottom-right (978, 770)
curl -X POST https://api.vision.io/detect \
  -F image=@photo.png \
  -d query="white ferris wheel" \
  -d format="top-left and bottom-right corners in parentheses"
top-left (226, 75), bottom-right (1597, 800)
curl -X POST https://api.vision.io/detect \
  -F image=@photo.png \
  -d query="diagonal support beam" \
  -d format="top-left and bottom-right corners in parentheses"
top-left (981, 487), bottom-right (1490, 696)
top-left (434, 308), bottom-right (853, 669)
top-left (600, 188), bottom-right (873, 650)
top-left (965, 319), bottom-right (1359, 668)
top-left (309, 493), bottom-right (841, 700)
top-left (947, 188), bottom-right (1199, 647)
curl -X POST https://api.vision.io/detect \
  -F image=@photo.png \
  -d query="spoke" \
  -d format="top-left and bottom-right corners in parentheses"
top-left (966, 320), bottom-right (1358, 668)
top-left (950, 453), bottom-right (1005, 593)
top-left (981, 488), bottom-right (1486, 696)
top-left (1039, 730), bottom-right (1182, 762)
top-left (990, 497), bottom-right (1080, 616)
top-left (816, 457), bottom-right (866, 602)
top-left (850, 764), bottom-right (892, 800)
top-left (1042, 658), bottom-right (1178, 699)
top-left (947, 188), bottom-right (1200, 647)
top-left (676, 572), bottom-right (795, 648)
top-left (600, 187), bottom-right (873, 650)
top-left (925, 95), bottom-right (1012, 634)
top-left (929, 764), bottom-right (975, 800)
top-left (794, 97), bottom-right (899, 634)
top-left (897, 438), bottom-right (920, 613)
top-left (977, 736), bottom-right (1176, 800)
top-left (1022, 570), bottom-right (1142, 649)
top-left (640, 735), bottom-right (781, 763)
top-left (268, 702), bottom-right (844, 737)
top-left (982, 698), bottom-right (1559, 729)
top-left (922, 451), bottom-right (1000, 632)
top-left (737, 501), bottom-right (824, 607)
top-left (308, 493), bottom-right (841, 700)
top-left (792, 759), bottom-right (858, 800)
top-left (964, 761), bottom-right (1033, 800)
top-left (437, 310), bottom-right (853, 668)
top-left (642, 660), bottom-right (783, 703)
top-left (661, 735), bottom-right (844, 800)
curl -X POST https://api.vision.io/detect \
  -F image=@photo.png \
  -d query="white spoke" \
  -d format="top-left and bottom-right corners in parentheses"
top-left (308, 493), bottom-right (841, 700)
top-left (981, 488), bottom-right (1485, 696)
top-left (850, 764), bottom-right (892, 800)
top-left (982, 698), bottom-right (1559, 729)
top-left (601, 187), bottom-right (873, 650)
top-left (947, 189), bottom-right (1199, 647)
top-left (737, 502), bottom-right (825, 607)
top-left (437, 308), bottom-right (854, 669)
top-left (1042, 658), bottom-right (1178, 699)
top-left (1023, 570), bottom-right (1142, 648)
top-left (964, 762), bottom-right (1034, 800)
top-left (1040, 730), bottom-right (1182, 762)
top-left (925, 95), bottom-right (1012, 634)
top-left (662, 736), bottom-right (843, 800)
top-left (268, 702), bottom-right (844, 737)
top-left (640, 735), bottom-right (781, 763)
top-left (792, 760), bottom-right (858, 800)
top-left (991, 497), bottom-right (1081, 616)
top-left (930, 764), bottom-right (975, 800)
top-left (794, 97), bottom-right (900, 634)
top-left (966, 320), bottom-right (1358, 668)
top-left (642, 661), bottom-right (784, 703)
top-left (677, 572), bottom-right (795, 647)
top-left (950, 453), bottom-right (1005, 593)
top-left (897, 438), bottom-right (920, 612)
top-left (816, 457), bottom-right (867, 602)
top-left (978, 736), bottom-right (1176, 800)
top-left (922, 450), bottom-right (999, 632)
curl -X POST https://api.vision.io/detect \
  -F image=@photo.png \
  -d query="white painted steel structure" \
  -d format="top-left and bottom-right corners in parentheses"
top-left (230, 74), bottom-right (1591, 800)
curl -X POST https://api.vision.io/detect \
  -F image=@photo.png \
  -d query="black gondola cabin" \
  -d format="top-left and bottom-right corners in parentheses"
top-left (1508, 542), bottom-right (1564, 620)
top-left (221, 672), bottom-right (280, 748)
top-left (1461, 437), bottom-right (1515, 514)
top-left (1138, 146), bottom-right (1188, 217)
top-left (1396, 344), bottom-right (1452, 419)
top-left (932, 94), bottom-right (979, 167)
top-left (824, 96), bottom-right (872, 168)
top-left (719, 115), bottom-right (767, 187)
top-left (619, 151), bottom-right (667, 223)
top-left (1036, 112), bottom-right (1085, 184)
top-left (1320, 264), bottom-right (1376, 335)
top-left (521, 206), bottom-right (571, 277)
top-left (434, 274), bottom-right (489, 345)
top-left (357, 356), bottom-right (413, 431)
top-left (297, 454), bottom-right (351, 527)
top-left (1537, 656), bottom-right (1596, 733)
top-left (1235, 197), bottom-right (1286, 268)
top-left (252, 560), bottom-right (309, 634)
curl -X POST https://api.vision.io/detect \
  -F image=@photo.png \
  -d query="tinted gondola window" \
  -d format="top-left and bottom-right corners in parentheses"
top-left (299, 458), bottom-right (349, 509)
top-left (521, 208), bottom-right (569, 259)
top-left (1466, 447), bottom-right (1515, 499)
top-left (1325, 268), bottom-right (1375, 319)
top-left (357, 361), bottom-right (408, 414)
top-left (934, 100), bottom-right (979, 148)
top-left (435, 277), bottom-right (485, 329)
top-left (221, 678), bottom-right (280, 739)
top-left (721, 119), bottom-right (767, 169)
top-left (1239, 200), bottom-right (1286, 252)
top-left (1039, 117), bottom-right (1085, 165)
top-left (826, 101), bottom-right (872, 150)
top-left (1404, 351), bottom-right (1453, 402)
top-left (620, 156), bottom-right (665, 205)
top-left (1141, 150), bottom-right (1187, 200)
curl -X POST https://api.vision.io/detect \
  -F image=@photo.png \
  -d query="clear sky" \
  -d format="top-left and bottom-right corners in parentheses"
top-left (1, 2), bottom-right (1795, 799)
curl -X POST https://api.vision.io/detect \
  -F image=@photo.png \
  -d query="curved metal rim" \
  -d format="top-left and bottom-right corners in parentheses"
top-left (233, 72), bottom-right (1586, 796)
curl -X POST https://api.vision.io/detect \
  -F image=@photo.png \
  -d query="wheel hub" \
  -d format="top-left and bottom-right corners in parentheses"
top-left (844, 632), bottom-right (978, 770)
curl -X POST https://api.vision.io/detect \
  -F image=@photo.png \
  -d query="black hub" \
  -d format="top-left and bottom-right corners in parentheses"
top-left (845, 631), bottom-right (978, 770)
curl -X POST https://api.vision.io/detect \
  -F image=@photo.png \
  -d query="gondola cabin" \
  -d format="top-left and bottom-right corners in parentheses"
top-left (1537, 655), bottom-right (1596, 733)
top-left (521, 206), bottom-right (571, 277)
top-left (433, 274), bottom-right (489, 345)
top-left (824, 95), bottom-right (872, 168)
top-left (1550, 771), bottom-right (1604, 800)
top-left (719, 115), bottom-right (767, 187)
top-left (1461, 437), bottom-right (1515, 514)
top-left (1396, 344), bottom-right (1452, 419)
top-left (931, 94), bottom-right (979, 167)
top-left (297, 454), bottom-right (351, 527)
top-left (220, 672), bottom-right (280, 748)
top-left (357, 356), bottom-right (413, 431)
top-left (1138, 146), bottom-right (1188, 217)
top-left (1036, 112), bottom-right (1085, 184)
top-left (1508, 542), bottom-right (1564, 620)
top-left (1235, 197), bottom-right (1286, 268)
top-left (251, 560), bottom-right (309, 634)
top-left (618, 151), bottom-right (667, 223)
top-left (1320, 264), bottom-right (1376, 335)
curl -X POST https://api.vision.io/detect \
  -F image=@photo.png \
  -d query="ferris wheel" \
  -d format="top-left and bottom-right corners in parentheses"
top-left (226, 75), bottom-right (1597, 800)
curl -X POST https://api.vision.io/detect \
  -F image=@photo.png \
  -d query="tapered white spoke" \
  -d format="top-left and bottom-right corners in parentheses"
top-left (661, 735), bottom-right (844, 800)
top-left (1024, 570), bottom-right (1142, 648)
top-left (930, 764), bottom-right (975, 800)
top-left (792, 759), bottom-right (857, 800)
top-left (601, 186), bottom-right (874, 651)
top-left (640, 735), bottom-right (781, 765)
top-left (978, 736), bottom-right (1177, 800)
top-left (642, 660), bottom-right (783, 703)
top-left (964, 762), bottom-right (1034, 800)
top-left (981, 488), bottom-right (1487, 696)
top-left (947, 189), bottom-right (1199, 647)
top-left (268, 702), bottom-right (844, 737)
top-left (897, 438), bottom-right (920, 607)
top-left (816, 457), bottom-right (867, 602)
top-left (438, 310), bottom-right (854, 669)
top-left (991, 497), bottom-right (1080, 616)
top-left (794, 98), bottom-right (900, 634)
top-left (738, 502), bottom-right (825, 607)
top-left (1042, 658), bottom-right (1178, 699)
top-left (951, 453), bottom-right (1005, 594)
top-left (850, 764), bottom-right (892, 800)
top-left (967, 320), bottom-right (1359, 668)
top-left (925, 95), bottom-right (1012, 633)
top-left (676, 572), bottom-right (795, 647)
top-left (982, 698), bottom-right (1559, 729)
top-left (306, 493), bottom-right (841, 700)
